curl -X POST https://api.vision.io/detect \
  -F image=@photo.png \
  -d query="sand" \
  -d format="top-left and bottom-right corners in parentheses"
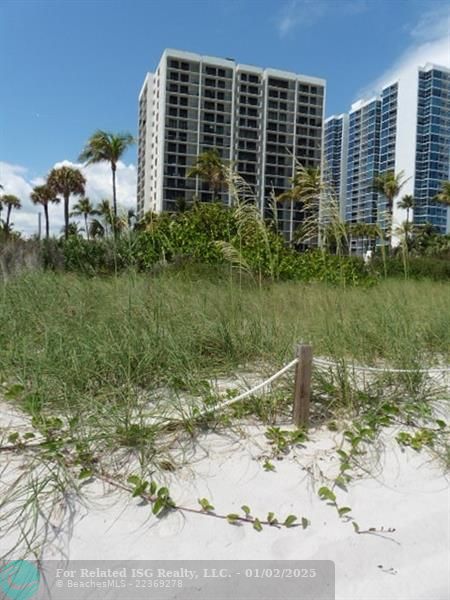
top-left (0, 401), bottom-right (449, 600)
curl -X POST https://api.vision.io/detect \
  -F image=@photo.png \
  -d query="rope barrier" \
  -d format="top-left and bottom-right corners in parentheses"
top-left (195, 357), bottom-right (299, 418)
top-left (192, 353), bottom-right (449, 421)
top-left (313, 357), bottom-right (450, 374)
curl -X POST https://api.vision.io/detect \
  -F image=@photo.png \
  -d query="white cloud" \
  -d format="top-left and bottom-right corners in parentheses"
top-left (0, 163), bottom-right (33, 200)
top-left (0, 160), bottom-right (137, 237)
top-left (357, 5), bottom-right (450, 99)
top-left (277, 0), bottom-right (368, 36)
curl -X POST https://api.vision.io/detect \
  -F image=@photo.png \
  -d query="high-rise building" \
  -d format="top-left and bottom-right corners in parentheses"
top-left (323, 114), bottom-right (348, 219)
top-left (346, 97), bottom-right (381, 226)
top-left (412, 66), bottom-right (450, 232)
top-left (324, 63), bottom-right (450, 239)
top-left (137, 49), bottom-right (326, 239)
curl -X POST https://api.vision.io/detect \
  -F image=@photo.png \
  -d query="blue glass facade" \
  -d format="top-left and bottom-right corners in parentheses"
top-left (346, 99), bottom-right (381, 224)
top-left (331, 65), bottom-right (450, 241)
top-left (379, 84), bottom-right (398, 176)
top-left (414, 67), bottom-right (450, 233)
top-left (324, 116), bottom-right (344, 199)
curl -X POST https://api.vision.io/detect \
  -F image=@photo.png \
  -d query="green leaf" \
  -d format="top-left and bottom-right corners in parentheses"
top-left (149, 481), bottom-right (157, 495)
top-left (7, 432), bottom-right (19, 444)
top-left (127, 475), bottom-right (141, 486)
top-left (284, 515), bottom-right (297, 527)
top-left (152, 498), bottom-right (164, 516)
top-left (198, 498), bottom-right (214, 512)
top-left (157, 486), bottom-right (169, 498)
top-left (338, 506), bottom-right (352, 517)
top-left (253, 518), bottom-right (263, 532)
top-left (79, 468), bottom-right (93, 480)
top-left (290, 430), bottom-right (308, 444)
top-left (301, 517), bottom-right (310, 529)
top-left (435, 419), bottom-right (446, 429)
top-left (23, 432), bottom-right (35, 440)
top-left (263, 459), bottom-right (276, 472)
top-left (131, 483), bottom-right (147, 497)
top-left (241, 505), bottom-right (251, 516)
top-left (267, 512), bottom-right (277, 525)
top-left (5, 384), bottom-right (25, 399)
top-left (226, 513), bottom-right (240, 524)
top-left (352, 521), bottom-right (360, 533)
top-left (335, 476), bottom-right (348, 491)
top-left (318, 486), bottom-right (336, 502)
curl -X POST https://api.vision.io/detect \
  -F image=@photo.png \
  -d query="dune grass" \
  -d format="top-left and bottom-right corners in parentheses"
top-left (0, 266), bottom-right (449, 557)
top-left (0, 266), bottom-right (449, 414)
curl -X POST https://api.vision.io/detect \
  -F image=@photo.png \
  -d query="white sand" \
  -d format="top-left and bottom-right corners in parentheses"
top-left (1, 403), bottom-right (449, 600)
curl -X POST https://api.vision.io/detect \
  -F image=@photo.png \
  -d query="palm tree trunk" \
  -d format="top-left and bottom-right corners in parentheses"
top-left (44, 204), bottom-right (50, 239)
top-left (212, 182), bottom-right (218, 201)
top-left (112, 162), bottom-right (117, 218)
top-left (290, 199), bottom-right (294, 243)
top-left (6, 205), bottom-right (12, 227)
top-left (85, 214), bottom-right (89, 241)
top-left (64, 193), bottom-right (69, 240)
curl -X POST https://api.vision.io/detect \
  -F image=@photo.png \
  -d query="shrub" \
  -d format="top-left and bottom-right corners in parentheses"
top-left (372, 256), bottom-right (450, 280)
top-left (0, 203), bottom-right (375, 285)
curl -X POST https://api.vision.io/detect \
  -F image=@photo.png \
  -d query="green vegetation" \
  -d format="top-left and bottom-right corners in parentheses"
top-left (1, 150), bottom-right (449, 556)
top-left (187, 148), bottom-right (228, 198)
top-left (30, 184), bottom-right (60, 240)
top-left (0, 268), bottom-right (448, 555)
top-left (435, 180), bottom-right (450, 207)
top-left (0, 200), bottom-right (371, 285)
top-left (0, 194), bottom-right (22, 236)
top-left (79, 130), bottom-right (135, 219)
top-left (1, 270), bottom-right (448, 415)
top-left (70, 197), bottom-right (98, 240)
top-left (47, 166), bottom-right (86, 240)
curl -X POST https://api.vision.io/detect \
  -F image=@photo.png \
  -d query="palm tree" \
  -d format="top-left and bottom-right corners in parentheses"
top-left (277, 163), bottom-right (324, 246)
top-left (373, 171), bottom-right (408, 212)
top-left (187, 149), bottom-right (227, 200)
top-left (70, 197), bottom-right (98, 240)
top-left (96, 199), bottom-right (114, 236)
top-left (30, 184), bottom-right (59, 239)
top-left (127, 208), bottom-right (136, 229)
top-left (373, 170), bottom-right (409, 249)
top-left (435, 181), bottom-right (450, 207)
top-left (60, 222), bottom-right (83, 238)
top-left (398, 194), bottom-right (414, 225)
top-left (89, 218), bottom-right (105, 239)
top-left (1, 194), bottom-right (22, 228)
top-left (79, 131), bottom-right (134, 219)
top-left (47, 166), bottom-right (86, 240)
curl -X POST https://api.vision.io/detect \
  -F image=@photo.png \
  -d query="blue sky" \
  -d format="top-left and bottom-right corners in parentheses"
top-left (1, 0), bottom-right (449, 234)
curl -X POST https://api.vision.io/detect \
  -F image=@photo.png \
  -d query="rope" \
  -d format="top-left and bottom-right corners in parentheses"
top-left (313, 357), bottom-right (450, 375)
top-left (192, 354), bottom-right (449, 420)
top-left (195, 358), bottom-right (299, 418)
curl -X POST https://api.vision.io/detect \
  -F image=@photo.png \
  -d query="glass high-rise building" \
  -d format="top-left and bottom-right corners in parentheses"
top-left (413, 66), bottom-right (450, 232)
top-left (346, 97), bottom-right (381, 225)
top-left (137, 49), bottom-right (326, 239)
top-left (323, 114), bottom-right (348, 218)
top-left (324, 63), bottom-right (450, 240)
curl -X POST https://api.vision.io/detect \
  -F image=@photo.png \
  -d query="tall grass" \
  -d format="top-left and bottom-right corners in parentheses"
top-left (0, 268), bottom-right (448, 557)
top-left (0, 267), bottom-right (448, 414)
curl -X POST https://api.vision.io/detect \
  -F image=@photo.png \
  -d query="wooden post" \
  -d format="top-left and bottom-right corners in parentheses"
top-left (293, 343), bottom-right (313, 428)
